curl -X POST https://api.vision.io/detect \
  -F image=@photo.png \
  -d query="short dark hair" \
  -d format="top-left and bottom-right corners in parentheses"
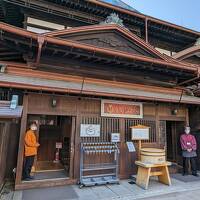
top-left (185, 126), bottom-right (190, 129)
top-left (28, 121), bottom-right (37, 127)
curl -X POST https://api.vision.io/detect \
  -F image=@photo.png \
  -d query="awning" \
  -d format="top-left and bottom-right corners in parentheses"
top-left (1, 73), bottom-right (200, 105)
top-left (0, 101), bottom-right (23, 118)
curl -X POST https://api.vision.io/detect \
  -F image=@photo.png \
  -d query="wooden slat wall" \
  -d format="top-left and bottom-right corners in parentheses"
top-left (5, 122), bottom-right (20, 178)
top-left (80, 116), bottom-right (120, 143)
top-left (0, 122), bottom-right (10, 188)
top-left (0, 122), bottom-right (5, 188)
top-left (159, 120), bottom-right (166, 147)
top-left (0, 121), bottom-right (20, 189)
top-left (0, 90), bottom-right (10, 101)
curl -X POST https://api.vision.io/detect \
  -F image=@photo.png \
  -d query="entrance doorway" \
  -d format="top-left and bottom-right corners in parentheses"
top-left (27, 115), bottom-right (75, 180)
top-left (166, 121), bottom-right (184, 165)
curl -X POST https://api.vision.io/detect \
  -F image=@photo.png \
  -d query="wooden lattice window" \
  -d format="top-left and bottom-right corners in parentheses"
top-left (0, 90), bottom-right (10, 101)
top-left (159, 121), bottom-right (166, 146)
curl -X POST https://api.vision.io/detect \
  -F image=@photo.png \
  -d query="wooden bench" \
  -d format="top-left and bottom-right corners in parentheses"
top-left (135, 161), bottom-right (171, 190)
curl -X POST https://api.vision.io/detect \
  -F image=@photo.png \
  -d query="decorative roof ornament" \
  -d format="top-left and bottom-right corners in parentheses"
top-left (100, 13), bottom-right (125, 28)
top-left (194, 38), bottom-right (200, 46)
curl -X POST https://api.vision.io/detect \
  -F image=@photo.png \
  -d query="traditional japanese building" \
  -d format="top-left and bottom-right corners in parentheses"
top-left (0, 0), bottom-right (200, 190)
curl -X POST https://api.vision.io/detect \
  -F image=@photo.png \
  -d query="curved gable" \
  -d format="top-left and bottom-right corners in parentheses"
top-left (45, 24), bottom-right (166, 60)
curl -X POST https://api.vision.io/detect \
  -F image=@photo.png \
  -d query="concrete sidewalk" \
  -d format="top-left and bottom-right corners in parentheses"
top-left (139, 189), bottom-right (200, 200)
top-left (2, 175), bottom-right (200, 200)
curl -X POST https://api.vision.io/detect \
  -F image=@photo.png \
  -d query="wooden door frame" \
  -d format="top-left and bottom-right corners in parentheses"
top-left (165, 120), bottom-right (185, 164)
top-left (15, 95), bottom-right (77, 189)
top-left (15, 95), bottom-right (28, 187)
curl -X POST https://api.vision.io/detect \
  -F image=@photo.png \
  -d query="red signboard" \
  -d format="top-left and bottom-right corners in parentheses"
top-left (101, 100), bottom-right (143, 118)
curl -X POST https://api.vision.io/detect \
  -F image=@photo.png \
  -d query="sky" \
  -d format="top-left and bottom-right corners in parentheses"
top-left (122, 0), bottom-right (200, 32)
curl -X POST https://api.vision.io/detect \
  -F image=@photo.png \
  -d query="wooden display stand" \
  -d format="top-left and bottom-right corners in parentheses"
top-left (135, 161), bottom-right (171, 190)
top-left (130, 125), bottom-right (171, 190)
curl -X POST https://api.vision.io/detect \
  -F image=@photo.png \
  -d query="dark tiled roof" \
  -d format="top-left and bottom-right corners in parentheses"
top-left (100, 0), bottom-right (139, 12)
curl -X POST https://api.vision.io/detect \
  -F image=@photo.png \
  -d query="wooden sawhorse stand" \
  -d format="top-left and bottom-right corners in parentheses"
top-left (135, 161), bottom-right (171, 190)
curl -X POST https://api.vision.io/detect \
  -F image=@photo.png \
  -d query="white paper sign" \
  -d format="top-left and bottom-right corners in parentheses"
top-left (111, 133), bottom-right (120, 142)
top-left (56, 142), bottom-right (62, 149)
top-left (126, 142), bottom-right (136, 152)
top-left (10, 95), bottom-right (18, 109)
top-left (131, 128), bottom-right (149, 140)
top-left (80, 124), bottom-right (100, 137)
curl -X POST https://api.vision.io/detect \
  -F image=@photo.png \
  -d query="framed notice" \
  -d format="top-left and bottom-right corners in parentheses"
top-left (126, 142), bottom-right (136, 152)
top-left (80, 124), bottom-right (100, 137)
top-left (131, 125), bottom-right (150, 140)
top-left (111, 133), bottom-right (120, 143)
top-left (101, 100), bottom-right (143, 118)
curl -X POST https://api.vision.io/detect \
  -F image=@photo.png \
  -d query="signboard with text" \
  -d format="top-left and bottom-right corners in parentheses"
top-left (131, 125), bottom-right (150, 140)
top-left (101, 100), bottom-right (143, 118)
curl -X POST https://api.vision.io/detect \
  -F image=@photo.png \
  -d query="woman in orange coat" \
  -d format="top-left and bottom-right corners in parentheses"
top-left (22, 121), bottom-right (40, 181)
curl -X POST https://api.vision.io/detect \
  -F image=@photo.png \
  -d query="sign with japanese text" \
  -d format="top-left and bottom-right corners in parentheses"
top-left (101, 100), bottom-right (143, 118)
top-left (131, 125), bottom-right (150, 140)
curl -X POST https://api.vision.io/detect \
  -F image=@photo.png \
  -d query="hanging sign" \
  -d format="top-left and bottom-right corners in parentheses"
top-left (131, 125), bottom-right (150, 140)
top-left (80, 124), bottom-right (101, 137)
top-left (101, 100), bottom-right (143, 118)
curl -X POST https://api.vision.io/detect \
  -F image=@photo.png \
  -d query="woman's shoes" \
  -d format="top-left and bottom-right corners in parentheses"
top-left (192, 173), bottom-right (199, 177)
top-left (22, 176), bottom-right (35, 181)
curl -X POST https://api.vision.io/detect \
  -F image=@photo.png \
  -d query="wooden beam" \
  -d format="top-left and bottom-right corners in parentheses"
top-left (145, 17), bottom-right (148, 43)
top-left (38, 58), bottom-right (178, 84)
top-left (177, 76), bottom-right (200, 86)
top-left (0, 52), bottom-right (20, 56)
top-left (43, 53), bottom-right (190, 77)
top-left (15, 178), bottom-right (77, 190)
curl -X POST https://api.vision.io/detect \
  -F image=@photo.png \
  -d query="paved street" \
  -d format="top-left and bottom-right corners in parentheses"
top-left (2, 175), bottom-right (200, 200)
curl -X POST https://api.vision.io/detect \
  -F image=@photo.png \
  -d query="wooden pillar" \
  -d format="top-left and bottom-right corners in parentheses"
top-left (119, 118), bottom-right (125, 178)
top-left (145, 18), bottom-right (149, 43)
top-left (69, 116), bottom-right (76, 179)
top-left (138, 140), bottom-right (142, 160)
top-left (186, 107), bottom-right (189, 126)
top-left (73, 105), bottom-right (81, 180)
top-left (15, 95), bottom-right (28, 188)
top-left (155, 104), bottom-right (160, 147)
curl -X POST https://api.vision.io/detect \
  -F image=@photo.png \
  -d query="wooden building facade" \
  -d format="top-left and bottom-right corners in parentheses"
top-left (0, 0), bottom-right (200, 190)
